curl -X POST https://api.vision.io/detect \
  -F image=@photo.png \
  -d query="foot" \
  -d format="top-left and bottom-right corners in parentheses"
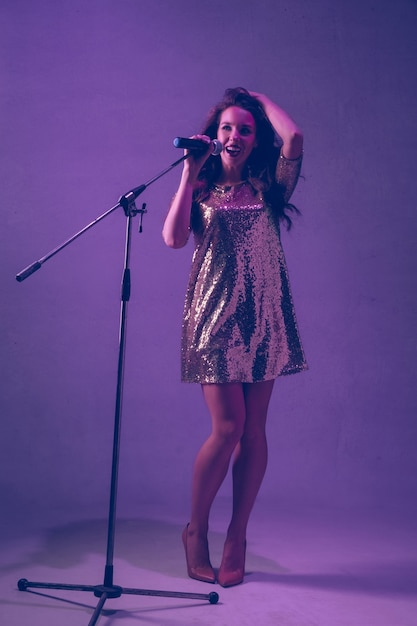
top-left (182, 524), bottom-right (216, 584)
top-left (217, 538), bottom-right (246, 587)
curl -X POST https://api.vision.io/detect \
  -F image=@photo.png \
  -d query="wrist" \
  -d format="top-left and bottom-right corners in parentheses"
top-left (180, 172), bottom-right (196, 187)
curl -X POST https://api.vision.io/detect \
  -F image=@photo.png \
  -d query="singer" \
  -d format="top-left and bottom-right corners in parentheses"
top-left (162, 88), bottom-right (307, 587)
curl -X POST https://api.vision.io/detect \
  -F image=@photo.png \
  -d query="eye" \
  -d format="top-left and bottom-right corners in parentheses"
top-left (221, 124), bottom-right (231, 131)
top-left (240, 127), bottom-right (252, 135)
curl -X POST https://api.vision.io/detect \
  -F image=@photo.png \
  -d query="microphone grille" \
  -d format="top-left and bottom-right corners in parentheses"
top-left (212, 140), bottom-right (223, 156)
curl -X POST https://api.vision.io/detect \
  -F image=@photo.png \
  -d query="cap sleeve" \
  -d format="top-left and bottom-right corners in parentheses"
top-left (275, 151), bottom-right (303, 203)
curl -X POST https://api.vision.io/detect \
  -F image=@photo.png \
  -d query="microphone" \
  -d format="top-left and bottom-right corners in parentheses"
top-left (173, 137), bottom-right (223, 156)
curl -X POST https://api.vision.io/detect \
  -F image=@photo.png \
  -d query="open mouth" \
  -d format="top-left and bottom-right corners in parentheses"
top-left (225, 145), bottom-right (241, 157)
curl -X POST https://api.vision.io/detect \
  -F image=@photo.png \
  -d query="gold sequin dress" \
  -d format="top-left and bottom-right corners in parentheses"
top-left (181, 154), bottom-right (307, 384)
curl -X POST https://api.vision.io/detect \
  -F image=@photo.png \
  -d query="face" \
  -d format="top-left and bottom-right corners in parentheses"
top-left (217, 106), bottom-right (257, 172)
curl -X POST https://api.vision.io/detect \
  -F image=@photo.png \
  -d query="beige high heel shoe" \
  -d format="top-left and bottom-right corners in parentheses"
top-left (217, 539), bottom-right (246, 587)
top-left (182, 524), bottom-right (216, 584)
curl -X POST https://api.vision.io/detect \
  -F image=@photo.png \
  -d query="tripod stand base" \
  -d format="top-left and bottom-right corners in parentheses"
top-left (17, 577), bottom-right (219, 603)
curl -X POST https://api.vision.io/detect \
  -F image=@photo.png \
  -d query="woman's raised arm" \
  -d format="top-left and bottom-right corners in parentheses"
top-left (250, 92), bottom-right (303, 160)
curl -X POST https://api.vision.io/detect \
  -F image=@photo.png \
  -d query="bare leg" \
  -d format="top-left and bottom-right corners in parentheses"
top-left (229, 379), bottom-right (274, 539)
top-left (185, 383), bottom-right (246, 576)
top-left (218, 379), bottom-right (274, 586)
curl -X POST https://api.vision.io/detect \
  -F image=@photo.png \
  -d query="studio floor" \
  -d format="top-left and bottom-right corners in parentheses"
top-left (1, 500), bottom-right (416, 626)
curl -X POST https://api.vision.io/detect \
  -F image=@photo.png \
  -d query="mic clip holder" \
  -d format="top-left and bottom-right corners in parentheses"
top-left (119, 186), bottom-right (148, 234)
top-left (119, 184), bottom-right (146, 216)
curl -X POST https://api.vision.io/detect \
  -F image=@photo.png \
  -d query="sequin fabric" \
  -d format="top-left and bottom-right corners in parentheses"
top-left (181, 154), bottom-right (307, 383)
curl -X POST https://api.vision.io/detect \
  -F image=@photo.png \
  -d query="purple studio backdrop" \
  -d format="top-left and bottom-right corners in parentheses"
top-left (1, 0), bottom-right (416, 528)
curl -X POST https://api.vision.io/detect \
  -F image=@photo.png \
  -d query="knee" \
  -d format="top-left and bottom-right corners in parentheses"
top-left (214, 417), bottom-right (245, 448)
top-left (241, 420), bottom-right (267, 446)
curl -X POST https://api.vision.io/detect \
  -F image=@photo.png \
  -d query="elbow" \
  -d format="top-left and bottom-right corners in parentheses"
top-left (293, 128), bottom-right (303, 147)
top-left (162, 229), bottom-right (188, 249)
top-left (283, 129), bottom-right (303, 160)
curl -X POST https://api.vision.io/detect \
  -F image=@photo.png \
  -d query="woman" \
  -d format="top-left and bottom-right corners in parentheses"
top-left (162, 88), bottom-right (307, 587)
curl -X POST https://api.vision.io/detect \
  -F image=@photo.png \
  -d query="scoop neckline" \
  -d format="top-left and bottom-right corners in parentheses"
top-left (213, 181), bottom-right (247, 191)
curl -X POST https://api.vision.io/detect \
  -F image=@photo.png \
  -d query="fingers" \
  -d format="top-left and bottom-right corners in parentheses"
top-left (182, 134), bottom-right (213, 183)
top-left (249, 91), bottom-right (269, 108)
top-left (192, 134), bottom-right (211, 143)
top-left (186, 134), bottom-right (212, 156)
top-left (185, 134), bottom-right (213, 163)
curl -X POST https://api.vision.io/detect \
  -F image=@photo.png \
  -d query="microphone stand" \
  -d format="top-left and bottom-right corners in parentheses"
top-left (15, 152), bottom-right (219, 625)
